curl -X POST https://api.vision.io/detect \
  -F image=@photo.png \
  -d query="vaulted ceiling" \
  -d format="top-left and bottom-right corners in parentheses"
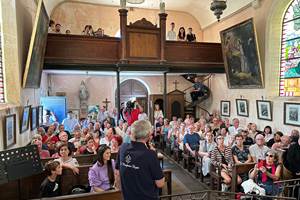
top-left (43, 0), bottom-right (255, 28)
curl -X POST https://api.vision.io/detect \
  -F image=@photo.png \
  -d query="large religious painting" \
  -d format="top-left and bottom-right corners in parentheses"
top-left (22, 0), bottom-right (49, 88)
top-left (220, 18), bottom-right (263, 89)
top-left (284, 102), bottom-right (300, 126)
top-left (280, 0), bottom-right (300, 96)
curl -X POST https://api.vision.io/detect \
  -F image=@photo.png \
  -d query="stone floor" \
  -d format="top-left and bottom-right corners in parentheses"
top-left (161, 153), bottom-right (209, 195)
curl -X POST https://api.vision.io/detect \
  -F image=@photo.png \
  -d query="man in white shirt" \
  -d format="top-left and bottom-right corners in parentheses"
top-left (62, 111), bottom-right (79, 133)
top-left (249, 133), bottom-right (269, 162)
top-left (167, 22), bottom-right (176, 41)
top-left (228, 118), bottom-right (242, 135)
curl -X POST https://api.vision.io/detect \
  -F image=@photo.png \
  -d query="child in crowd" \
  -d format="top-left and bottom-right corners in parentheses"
top-left (40, 161), bottom-right (62, 197)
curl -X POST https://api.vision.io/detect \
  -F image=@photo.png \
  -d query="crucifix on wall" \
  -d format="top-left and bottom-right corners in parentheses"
top-left (173, 80), bottom-right (179, 90)
top-left (102, 98), bottom-right (111, 111)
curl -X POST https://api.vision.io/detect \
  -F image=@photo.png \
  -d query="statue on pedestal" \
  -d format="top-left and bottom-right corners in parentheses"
top-left (79, 81), bottom-right (89, 118)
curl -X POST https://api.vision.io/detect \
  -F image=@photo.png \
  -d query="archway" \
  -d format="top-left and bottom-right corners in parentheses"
top-left (117, 79), bottom-right (149, 115)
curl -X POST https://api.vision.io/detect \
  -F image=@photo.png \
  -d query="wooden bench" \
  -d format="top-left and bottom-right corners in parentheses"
top-left (182, 146), bottom-right (195, 172)
top-left (41, 153), bottom-right (118, 166)
top-left (210, 164), bottom-right (222, 191)
top-left (194, 151), bottom-right (204, 182)
top-left (32, 190), bottom-right (122, 200)
top-left (231, 162), bottom-right (255, 192)
top-left (0, 163), bottom-right (172, 200)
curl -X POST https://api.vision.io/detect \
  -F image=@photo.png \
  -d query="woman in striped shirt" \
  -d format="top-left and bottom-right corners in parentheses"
top-left (211, 134), bottom-right (238, 191)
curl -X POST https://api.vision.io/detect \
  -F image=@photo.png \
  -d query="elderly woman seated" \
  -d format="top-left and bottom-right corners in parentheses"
top-left (31, 134), bottom-right (50, 159)
top-left (249, 149), bottom-right (281, 196)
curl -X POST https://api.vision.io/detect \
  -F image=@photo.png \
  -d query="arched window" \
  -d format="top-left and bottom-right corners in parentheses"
top-left (280, 0), bottom-right (300, 96)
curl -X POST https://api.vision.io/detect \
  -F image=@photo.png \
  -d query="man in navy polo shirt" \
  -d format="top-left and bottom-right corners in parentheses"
top-left (115, 120), bottom-right (165, 200)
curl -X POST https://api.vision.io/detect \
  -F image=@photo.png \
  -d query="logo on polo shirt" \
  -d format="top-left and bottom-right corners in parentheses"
top-left (125, 154), bottom-right (131, 164)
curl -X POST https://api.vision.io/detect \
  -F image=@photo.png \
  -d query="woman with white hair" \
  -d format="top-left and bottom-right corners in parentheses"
top-left (31, 134), bottom-right (50, 159)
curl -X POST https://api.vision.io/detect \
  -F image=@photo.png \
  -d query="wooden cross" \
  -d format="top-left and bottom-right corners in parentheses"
top-left (102, 98), bottom-right (111, 111)
top-left (173, 80), bottom-right (179, 90)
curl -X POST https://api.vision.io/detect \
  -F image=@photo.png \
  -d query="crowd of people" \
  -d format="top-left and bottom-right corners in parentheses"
top-left (157, 113), bottom-right (299, 195)
top-left (36, 99), bottom-right (300, 198)
top-left (48, 19), bottom-right (107, 38)
top-left (167, 22), bottom-right (197, 42)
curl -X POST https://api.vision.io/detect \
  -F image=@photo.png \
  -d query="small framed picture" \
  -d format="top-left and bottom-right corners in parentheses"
top-left (256, 100), bottom-right (272, 121)
top-left (284, 102), bottom-right (300, 127)
top-left (38, 105), bottom-right (43, 126)
top-left (20, 105), bottom-right (31, 133)
top-left (236, 99), bottom-right (249, 117)
top-left (220, 101), bottom-right (230, 117)
top-left (31, 107), bottom-right (38, 130)
top-left (4, 114), bottom-right (16, 149)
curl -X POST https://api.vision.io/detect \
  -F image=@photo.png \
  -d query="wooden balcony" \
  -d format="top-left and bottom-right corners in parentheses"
top-left (44, 34), bottom-right (224, 73)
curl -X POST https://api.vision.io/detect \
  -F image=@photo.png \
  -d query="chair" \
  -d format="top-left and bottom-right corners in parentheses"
top-left (182, 145), bottom-right (196, 172)
top-left (210, 164), bottom-right (222, 190)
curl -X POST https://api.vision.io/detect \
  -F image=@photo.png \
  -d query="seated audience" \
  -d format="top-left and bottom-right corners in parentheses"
top-left (88, 145), bottom-right (116, 192)
top-left (183, 125), bottom-right (201, 156)
top-left (68, 129), bottom-right (82, 150)
top-left (232, 134), bottom-right (252, 164)
top-left (241, 129), bottom-right (254, 146)
top-left (249, 133), bottom-right (269, 162)
top-left (111, 135), bottom-right (123, 153)
top-left (228, 118), bottom-right (242, 135)
top-left (211, 134), bottom-right (240, 191)
top-left (263, 126), bottom-right (273, 144)
top-left (83, 136), bottom-right (98, 155)
top-left (198, 131), bottom-right (216, 176)
top-left (186, 27), bottom-right (196, 42)
top-left (267, 131), bottom-right (283, 148)
top-left (40, 160), bottom-right (62, 197)
top-left (177, 27), bottom-right (186, 41)
top-left (249, 150), bottom-right (281, 196)
top-left (55, 143), bottom-right (79, 175)
top-left (42, 125), bottom-right (59, 145)
top-left (248, 123), bottom-right (258, 139)
top-left (58, 131), bottom-right (76, 153)
top-left (31, 134), bottom-right (50, 158)
top-left (100, 127), bottom-right (115, 146)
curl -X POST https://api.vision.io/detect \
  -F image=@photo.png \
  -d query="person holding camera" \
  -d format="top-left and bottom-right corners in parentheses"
top-left (123, 101), bottom-right (143, 126)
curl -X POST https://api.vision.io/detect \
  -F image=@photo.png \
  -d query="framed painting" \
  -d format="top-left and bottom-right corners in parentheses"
top-left (3, 114), bottom-right (16, 149)
top-left (20, 105), bottom-right (31, 133)
top-left (236, 99), bottom-right (249, 117)
top-left (31, 107), bottom-right (38, 130)
top-left (256, 100), bottom-right (272, 121)
top-left (284, 102), bottom-right (300, 127)
top-left (38, 105), bottom-right (43, 126)
top-left (220, 100), bottom-right (230, 117)
top-left (22, 0), bottom-right (49, 88)
top-left (220, 18), bottom-right (263, 89)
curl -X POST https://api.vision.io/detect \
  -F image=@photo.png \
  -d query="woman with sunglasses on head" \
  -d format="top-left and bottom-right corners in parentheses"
top-left (211, 134), bottom-right (241, 191)
top-left (88, 145), bottom-right (116, 192)
top-left (249, 149), bottom-right (281, 196)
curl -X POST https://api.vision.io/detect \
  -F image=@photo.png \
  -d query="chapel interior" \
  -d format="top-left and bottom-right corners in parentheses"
top-left (0, 0), bottom-right (300, 199)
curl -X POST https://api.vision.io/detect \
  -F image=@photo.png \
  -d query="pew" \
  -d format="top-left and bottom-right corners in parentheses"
top-left (182, 146), bottom-right (195, 172)
top-left (33, 190), bottom-right (122, 200)
top-left (0, 163), bottom-right (172, 200)
top-left (194, 151), bottom-right (204, 182)
top-left (230, 162), bottom-right (255, 192)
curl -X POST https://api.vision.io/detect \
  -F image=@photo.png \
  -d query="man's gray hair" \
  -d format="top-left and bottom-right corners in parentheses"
top-left (131, 120), bottom-right (152, 140)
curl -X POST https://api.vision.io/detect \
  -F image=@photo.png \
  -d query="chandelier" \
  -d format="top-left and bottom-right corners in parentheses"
top-left (210, 0), bottom-right (227, 21)
top-left (126, 0), bottom-right (145, 4)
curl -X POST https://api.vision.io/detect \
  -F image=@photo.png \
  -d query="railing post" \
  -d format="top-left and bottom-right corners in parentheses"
top-left (163, 72), bottom-right (167, 119)
top-left (119, 8), bottom-right (128, 63)
top-left (116, 67), bottom-right (121, 122)
top-left (159, 13), bottom-right (168, 63)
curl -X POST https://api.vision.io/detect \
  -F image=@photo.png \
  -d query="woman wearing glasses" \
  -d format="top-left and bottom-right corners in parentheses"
top-left (249, 149), bottom-right (281, 196)
top-left (211, 134), bottom-right (238, 191)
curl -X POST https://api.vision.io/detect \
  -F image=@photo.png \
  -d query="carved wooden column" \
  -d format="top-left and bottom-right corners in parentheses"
top-left (163, 72), bottom-right (167, 117)
top-left (159, 13), bottom-right (168, 63)
top-left (119, 9), bottom-right (128, 63)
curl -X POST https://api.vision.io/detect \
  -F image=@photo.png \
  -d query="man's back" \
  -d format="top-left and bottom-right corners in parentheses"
top-left (116, 142), bottom-right (164, 200)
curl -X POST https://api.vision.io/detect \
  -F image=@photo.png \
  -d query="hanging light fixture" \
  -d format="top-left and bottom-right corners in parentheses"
top-left (210, 0), bottom-right (227, 21)
top-left (126, 0), bottom-right (145, 4)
